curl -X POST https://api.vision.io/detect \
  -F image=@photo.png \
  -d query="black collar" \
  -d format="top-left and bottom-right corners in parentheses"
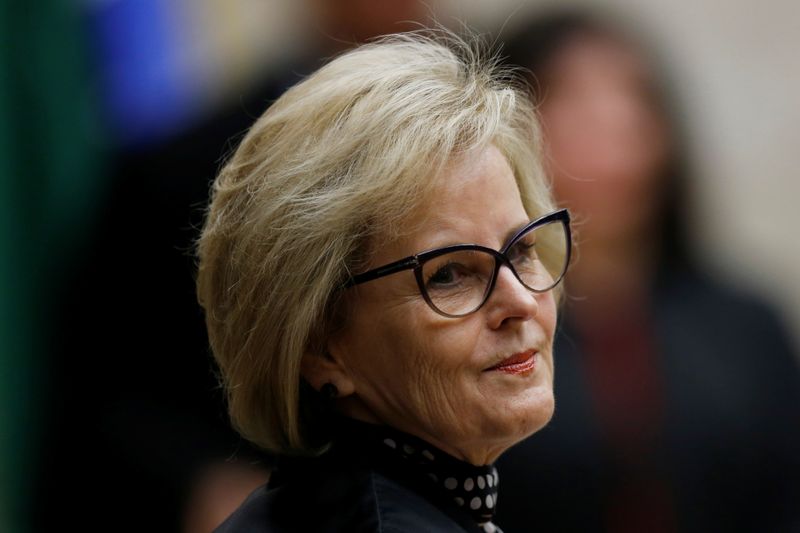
top-left (329, 416), bottom-right (501, 529)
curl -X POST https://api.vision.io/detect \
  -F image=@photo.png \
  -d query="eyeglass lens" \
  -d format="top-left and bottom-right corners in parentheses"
top-left (419, 220), bottom-right (568, 316)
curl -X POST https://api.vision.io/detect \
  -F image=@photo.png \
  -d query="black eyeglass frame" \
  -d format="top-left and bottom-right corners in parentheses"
top-left (343, 208), bottom-right (572, 318)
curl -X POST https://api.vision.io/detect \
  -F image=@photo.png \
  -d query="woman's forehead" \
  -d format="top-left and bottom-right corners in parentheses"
top-left (398, 148), bottom-right (528, 250)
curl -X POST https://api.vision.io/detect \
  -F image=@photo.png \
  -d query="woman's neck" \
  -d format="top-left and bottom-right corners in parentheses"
top-left (336, 398), bottom-right (506, 466)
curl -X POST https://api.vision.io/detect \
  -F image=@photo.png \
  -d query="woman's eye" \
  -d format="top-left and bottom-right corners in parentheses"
top-left (427, 263), bottom-right (463, 287)
top-left (509, 242), bottom-right (537, 262)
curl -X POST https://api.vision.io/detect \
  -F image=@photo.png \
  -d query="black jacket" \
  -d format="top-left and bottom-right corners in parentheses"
top-left (215, 419), bottom-right (495, 533)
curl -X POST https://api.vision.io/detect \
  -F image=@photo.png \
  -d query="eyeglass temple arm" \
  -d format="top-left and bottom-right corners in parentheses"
top-left (343, 256), bottom-right (419, 287)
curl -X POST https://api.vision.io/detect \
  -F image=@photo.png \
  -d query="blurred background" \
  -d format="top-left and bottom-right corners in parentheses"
top-left (2, 0), bottom-right (798, 532)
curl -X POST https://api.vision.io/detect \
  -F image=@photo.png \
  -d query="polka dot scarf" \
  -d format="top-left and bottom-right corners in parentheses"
top-left (378, 431), bottom-right (502, 532)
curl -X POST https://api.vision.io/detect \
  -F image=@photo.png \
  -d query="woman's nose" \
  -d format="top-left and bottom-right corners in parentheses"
top-left (485, 264), bottom-right (540, 329)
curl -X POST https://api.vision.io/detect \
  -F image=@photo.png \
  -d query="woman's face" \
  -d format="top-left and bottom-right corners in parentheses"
top-left (328, 145), bottom-right (557, 465)
top-left (540, 34), bottom-right (671, 247)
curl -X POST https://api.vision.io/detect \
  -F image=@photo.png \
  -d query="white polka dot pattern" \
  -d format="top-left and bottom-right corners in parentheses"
top-left (483, 522), bottom-right (501, 533)
top-left (378, 429), bottom-right (500, 525)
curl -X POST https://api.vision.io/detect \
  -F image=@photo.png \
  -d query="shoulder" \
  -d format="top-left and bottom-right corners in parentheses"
top-left (659, 269), bottom-right (779, 317)
top-left (656, 268), bottom-right (796, 349)
top-left (213, 471), bottom-right (379, 533)
top-left (655, 268), bottom-right (800, 404)
top-left (213, 484), bottom-right (271, 533)
top-left (214, 468), bottom-right (474, 533)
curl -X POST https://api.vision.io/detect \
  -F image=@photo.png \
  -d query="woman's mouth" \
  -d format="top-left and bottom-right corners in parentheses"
top-left (486, 350), bottom-right (537, 375)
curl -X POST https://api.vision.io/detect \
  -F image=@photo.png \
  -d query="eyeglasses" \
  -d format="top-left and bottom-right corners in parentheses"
top-left (344, 209), bottom-right (571, 317)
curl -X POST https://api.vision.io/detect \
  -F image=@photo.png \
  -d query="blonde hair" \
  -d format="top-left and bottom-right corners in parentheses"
top-left (195, 30), bottom-right (556, 455)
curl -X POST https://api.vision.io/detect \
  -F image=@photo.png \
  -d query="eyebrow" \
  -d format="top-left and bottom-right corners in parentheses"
top-left (502, 220), bottom-right (531, 247)
top-left (424, 218), bottom-right (530, 252)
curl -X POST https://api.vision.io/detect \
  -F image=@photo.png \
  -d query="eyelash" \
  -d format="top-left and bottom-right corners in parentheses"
top-left (425, 260), bottom-right (458, 284)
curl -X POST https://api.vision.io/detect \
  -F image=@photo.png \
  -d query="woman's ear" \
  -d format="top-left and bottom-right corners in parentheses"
top-left (300, 347), bottom-right (356, 397)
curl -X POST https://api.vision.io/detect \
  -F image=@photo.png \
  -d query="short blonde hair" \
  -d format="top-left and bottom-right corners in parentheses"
top-left (195, 31), bottom-right (555, 455)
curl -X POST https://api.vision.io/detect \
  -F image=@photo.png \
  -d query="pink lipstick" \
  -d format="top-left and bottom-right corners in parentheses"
top-left (487, 350), bottom-right (537, 375)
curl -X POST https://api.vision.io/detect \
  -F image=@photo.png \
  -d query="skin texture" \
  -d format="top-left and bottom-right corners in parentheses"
top-left (302, 145), bottom-right (557, 466)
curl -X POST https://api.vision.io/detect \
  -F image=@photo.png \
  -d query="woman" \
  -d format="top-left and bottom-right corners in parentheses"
top-left (496, 11), bottom-right (800, 533)
top-left (195, 32), bottom-right (571, 532)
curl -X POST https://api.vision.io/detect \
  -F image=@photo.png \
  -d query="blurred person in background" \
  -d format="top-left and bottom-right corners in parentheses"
top-left (495, 10), bottom-right (800, 533)
top-left (32, 2), bottom-right (432, 532)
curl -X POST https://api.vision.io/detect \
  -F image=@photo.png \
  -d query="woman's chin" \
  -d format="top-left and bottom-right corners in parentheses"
top-left (516, 386), bottom-right (555, 437)
top-left (480, 386), bottom-right (555, 454)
